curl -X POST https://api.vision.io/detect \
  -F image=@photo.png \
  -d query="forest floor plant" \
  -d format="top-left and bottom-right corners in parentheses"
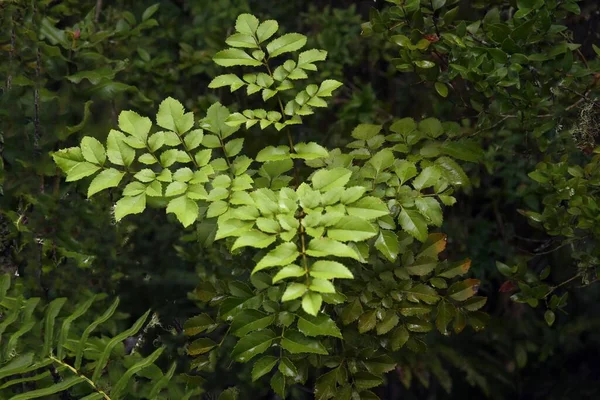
top-left (50, 13), bottom-right (484, 399)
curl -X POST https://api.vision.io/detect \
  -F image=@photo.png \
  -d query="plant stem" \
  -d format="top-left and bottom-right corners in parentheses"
top-left (50, 356), bottom-right (112, 400)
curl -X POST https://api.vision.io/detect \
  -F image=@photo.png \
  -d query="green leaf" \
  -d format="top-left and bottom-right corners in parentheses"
top-left (354, 372), bottom-right (384, 391)
top-left (80, 137), bottom-right (106, 165)
top-left (405, 259), bottom-right (437, 276)
top-left (415, 197), bottom-right (443, 226)
top-left (351, 124), bottom-right (382, 140)
top-left (439, 259), bottom-right (472, 278)
top-left (398, 209), bottom-right (428, 242)
top-left (114, 194), bottom-right (146, 221)
top-left (66, 163), bottom-right (100, 182)
top-left (414, 60), bottom-right (436, 69)
top-left (204, 102), bottom-right (239, 139)
top-left (111, 347), bottom-right (165, 398)
top-left (358, 310), bottom-right (377, 333)
top-left (252, 356), bottom-right (278, 381)
top-left (315, 369), bottom-right (337, 400)
top-left (448, 279), bottom-right (480, 301)
top-left (441, 140), bottom-right (484, 162)
top-left (293, 142), bottom-right (329, 160)
top-left (346, 196), bottom-right (389, 220)
top-left (214, 49), bottom-right (263, 67)
top-left (306, 238), bottom-right (360, 260)
top-left (267, 33), bottom-right (307, 57)
top-left (369, 149), bottom-right (394, 172)
top-left (375, 231), bottom-right (400, 262)
top-left (107, 129), bottom-right (135, 167)
top-left (218, 387), bottom-right (240, 400)
top-left (317, 79), bottom-right (343, 96)
top-left (496, 261), bottom-right (517, 276)
top-left (281, 330), bottom-right (327, 354)
top-left (257, 20), bottom-right (279, 43)
top-left (297, 314), bottom-right (342, 338)
top-left (309, 278), bottom-right (336, 293)
top-left (282, 283), bottom-right (308, 301)
top-left (156, 97), bottom-right (194, 134)
top-left (231, 329), bottom-right (276, 363)
top-left (232, 230), bottom-right (276, 251)
top-left (341, 299), bottom-right (363, 325)
top-left (340, 186), bottom-right (366, 204)
top-left (231, 310), bottom-right (275, 337)
top-left (376, 311), bottom-right (399, 335)
top-left (462, 296), bottom-right (487, 311)
top-left (302, 292), bottom-right (323, 316)
top-left (412, 166), bottom-right (441, 190)
top-left (226, 33), bottom-right (258, 48)
top-left (312, 167), bottom-right (352, 191)
top-left (270, 371), bottom-right (286, 398)
top-left (391, 326), bottom-right (409, 350)
top-left (119, 110), bottom-right (152, 140)
top-left (235, 13), bottom-right (259, 35)
top-left (142, 3), bottom-right (160, 21)
top-left (278, 357), bottom-right (298, 377)
top-left (436, 302), bottom-right (456, 335)
top-left (435, 82), bottom-right (449, 97)
top-left (254, 242), bottom-right (300, 274)
top-left (257, 145), bottom-right (291, 162)
top-left (88, 168), bottom-right (125, 197)
top-left (9, 376), bottom-right (85, 400)
top-left (188, 338), bottom-right (217, 356)
top-left (310, 261), bottom-right (353, 280)
top-left (167, 195), bottom-right (199, 227)
top-left (544, 309), bottom-right (556, 326)
top-left (404, 284), bottom-right (440, 304)
top-left (273, 265), bottom-right (305, 283)
top-left (298, 49), bottom-right (327, 70)
top-left (92, 309), bottom-right (151, 382)
top-left (184, 314), bottom-right (215, 336)
top-left (419, 118), bottom-right (443, 138)
top-left (328, 216), bottom-right (378, 242)
top-left (225, 138), bottom-right (244, 157)
top-left (209, 74), bottom-right (245, 92)
top-left (435, 157), bottom-right (470, 188)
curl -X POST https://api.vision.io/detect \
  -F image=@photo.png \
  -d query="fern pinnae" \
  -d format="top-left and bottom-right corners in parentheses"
top-left (56, 295), bottom-right (96, 360)
top-left (75, 297), bottom-right (120, 370)
top-left (110, 346), bottom-right (165, 398)
top-left (91, 309), bottom-right (151, 382)
top-left (41, 297), bottom-right (67, 357)
top-left (8, 375), bottom-right (85, 400)
top-left (148, 361), bottom-right (177, 398)
top-left (0, 353), bottom-right (35, 380)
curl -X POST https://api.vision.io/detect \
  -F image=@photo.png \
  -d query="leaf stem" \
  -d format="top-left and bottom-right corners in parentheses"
top-left (50, 356), bottom-right (111, 400)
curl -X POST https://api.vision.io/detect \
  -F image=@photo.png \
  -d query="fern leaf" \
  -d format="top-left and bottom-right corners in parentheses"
top-left (148, 362), bottom-right (177, 398)
top-left (75, 297), bottom-right (120, 370)
top-left (91, 309), bottom-right (151, 382)
top-left (0, 353), bottom-right (34, 379)
top-left (42, 297), bottom-right (67, 357)
top-left (57, 295), bottom-right (96, 360)
top-left (9, 375), bottom-right (85, 400)
top-left (111, 346), bottom-right (165, 398)
top-left (0, 371), bottom-right (52, 390)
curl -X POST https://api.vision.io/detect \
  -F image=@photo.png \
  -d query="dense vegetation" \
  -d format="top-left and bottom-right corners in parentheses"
top-left (1, 0), bottom-right (599, 399)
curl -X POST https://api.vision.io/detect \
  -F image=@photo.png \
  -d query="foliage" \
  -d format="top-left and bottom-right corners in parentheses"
top-left (2, 0), bottom-right (600, 399)
top-left (50, 12), bottom-right (488, 399)
top-left (0, 274), bottom-right (201, 399)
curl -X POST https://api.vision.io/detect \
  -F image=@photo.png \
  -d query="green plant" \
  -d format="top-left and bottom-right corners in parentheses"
top-left (0, 274), bottom-right (201, 399)
top-left (365, 0), bottom-right (600, 325)
top-left (51, 13), bottom-right (486, 398)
